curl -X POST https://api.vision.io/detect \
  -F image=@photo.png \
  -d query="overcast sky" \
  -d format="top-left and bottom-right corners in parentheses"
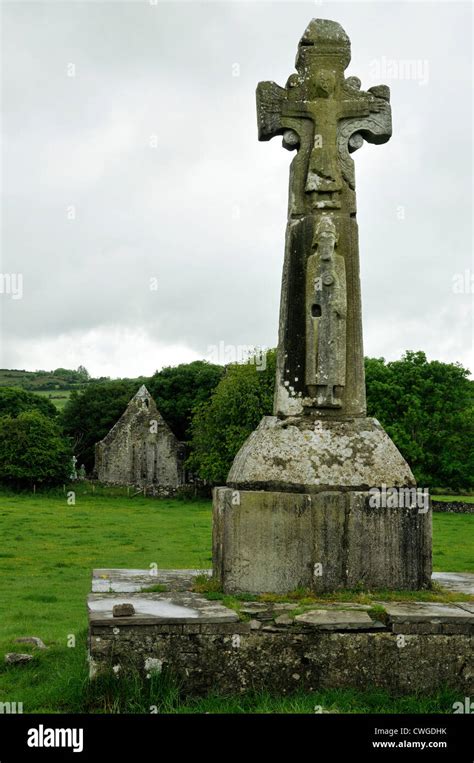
top-left (1, 0), bottom-right (472, 378)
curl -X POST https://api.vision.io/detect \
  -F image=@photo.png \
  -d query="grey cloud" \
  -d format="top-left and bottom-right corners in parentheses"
top-left (1, 0), bottom-right (472, 375)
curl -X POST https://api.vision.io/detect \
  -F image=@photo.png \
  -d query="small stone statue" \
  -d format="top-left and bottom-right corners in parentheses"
top-left (69, 455), bottom-right (78, 481)
top-left (305, 214), bottom-right (347, 407)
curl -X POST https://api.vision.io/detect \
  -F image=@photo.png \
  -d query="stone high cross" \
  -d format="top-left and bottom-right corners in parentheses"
top-left (256, 19), bottom-right (391, 415)
top-left (213, 19), bottom-right (430, 596)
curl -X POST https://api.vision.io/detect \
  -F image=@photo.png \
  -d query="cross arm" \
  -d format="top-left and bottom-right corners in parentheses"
top-left (256, 81), bottom-right (288, 141)
top-left (337, 86), bottom-right (392, 189)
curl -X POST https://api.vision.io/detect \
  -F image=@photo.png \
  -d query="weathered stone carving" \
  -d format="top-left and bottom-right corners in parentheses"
top-left (305, 214), bottom-right (346, 407)
top-left (256, 18), bottom-right (391, 414)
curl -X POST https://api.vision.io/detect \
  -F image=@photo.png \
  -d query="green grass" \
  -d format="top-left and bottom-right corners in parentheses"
top-left (432, 513), bottom-right (474, 572)
top-left (0, 490), bottom-right (211, 657)
top-left (432, 494), bottom-right (474, 503)
top-left (0, 491), bottom-right (472, 713)
top-left (33, 389), bottom-right (72, 411)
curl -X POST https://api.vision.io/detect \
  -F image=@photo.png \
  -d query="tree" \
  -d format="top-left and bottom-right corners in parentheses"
top-left (53, 368), bottom-right (74, 378)
top-left (0, 387), bottom-right (57, 419)
top-left (187, 350), bottom-right (472, 490)
top-left (365, 351), bottom-right (474, 489)
top-left (62, 380), bottom-right (140, 472)
top-left (187, 351), bottom-right (276, 483)
top-left (76, 365), bottom-right (90, 381)
top-left (147, 361), bottom-right (225, 442)
top-left (0, 411), bottom-right (71, 486)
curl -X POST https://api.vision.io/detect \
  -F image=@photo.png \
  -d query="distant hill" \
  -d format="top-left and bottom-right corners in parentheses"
top-left (0, 368), bottom-right (142, 411)
top-left (0, 367), bottom-right (91, 390)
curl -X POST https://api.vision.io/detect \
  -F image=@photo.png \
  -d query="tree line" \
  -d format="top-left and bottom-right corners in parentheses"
top-left (0, 352), bottom-right (472, 490)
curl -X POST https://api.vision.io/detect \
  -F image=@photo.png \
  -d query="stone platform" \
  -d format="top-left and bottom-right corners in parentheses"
top-left (88, 568), bottom-right (473, 696)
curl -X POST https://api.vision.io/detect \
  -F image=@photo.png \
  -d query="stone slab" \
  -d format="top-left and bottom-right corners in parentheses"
top-left (320, 603), bottom-right (373, 610)
top-left (456, 603), bottom-right (474, 614)
top-left (274, 614), bottom-right (294, 625)
top-left (88, 591), bottom-right (238, 625)
top-left (240, 602), bottom-right (375, 624)
top-left (92, 568), bottom-right (211, 593)
top-left (432, 572), bottom-right (474, 596)
top-left (294, 610), bottom-right (377, 630)
top-left (239, 602), bottom-right (270, 613)
top-left (382, 602), bottom-right (474, 633)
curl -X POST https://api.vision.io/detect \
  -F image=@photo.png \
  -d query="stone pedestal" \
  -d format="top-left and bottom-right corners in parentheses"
top-left (213, 416), bottom-right (432, 593)
top-left (213, 487), bottom-right (431, 594)
top-left (227, 416), bottom-right (416, 491)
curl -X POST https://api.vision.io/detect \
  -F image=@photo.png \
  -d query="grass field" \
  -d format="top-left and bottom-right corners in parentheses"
top-left (32, 389), bottom-right (72, 411)
top-left (432, 495), bottom-right (474, 503)
top-left (0, 490), bottom-right (472, 713)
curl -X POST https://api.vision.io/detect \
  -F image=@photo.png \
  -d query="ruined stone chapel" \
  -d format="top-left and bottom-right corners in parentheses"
top-left (94, 385), bottom-right (184, 491)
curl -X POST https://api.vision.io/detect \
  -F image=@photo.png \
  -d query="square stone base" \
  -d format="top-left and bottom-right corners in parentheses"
top-left (87, 569), bottom-right (472, 697)
top-left (213, 488), bottom-right (432, 594)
